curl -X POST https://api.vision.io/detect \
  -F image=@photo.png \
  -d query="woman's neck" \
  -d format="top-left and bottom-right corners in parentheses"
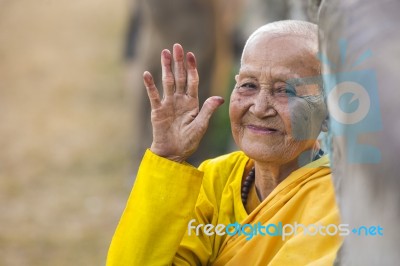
top-left (254, 149), bottom-right (316, 201)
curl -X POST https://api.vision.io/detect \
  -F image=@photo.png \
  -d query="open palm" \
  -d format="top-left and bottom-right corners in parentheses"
top-left (143, 44), bottom-right (224, 162)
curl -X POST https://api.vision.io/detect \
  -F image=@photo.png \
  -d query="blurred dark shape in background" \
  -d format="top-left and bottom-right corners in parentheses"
top-left (123, 0), bottom-right (240, 166)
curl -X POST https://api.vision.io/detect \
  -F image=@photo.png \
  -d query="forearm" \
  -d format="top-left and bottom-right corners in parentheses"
top-left (107, 150), bottom-right (204, 266)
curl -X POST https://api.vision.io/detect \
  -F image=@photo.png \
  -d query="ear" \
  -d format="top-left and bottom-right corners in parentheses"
top-left (321, 115), bottom-right (329, 132)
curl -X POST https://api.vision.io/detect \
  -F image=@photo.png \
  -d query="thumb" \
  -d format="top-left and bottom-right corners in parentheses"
top-left (194, 96), bottom-right (225, 129)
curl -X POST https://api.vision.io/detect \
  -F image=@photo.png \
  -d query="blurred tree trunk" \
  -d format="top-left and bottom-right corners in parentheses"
top-left (124, 0), bottom-right (241, 166)
top-left (319, 0), bottom-right (400, 264)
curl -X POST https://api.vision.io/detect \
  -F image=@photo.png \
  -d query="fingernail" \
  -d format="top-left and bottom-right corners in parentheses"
top-left (214, 96), bottom-right (225, 104)
top-left (173, 43), bottom-right (182, 49)
top-left (162, 49), bottom-right (171, 59)
top-left (143, 71), bottom-right (152, 82)
top-left (187, 52), bottom-right (196, 67)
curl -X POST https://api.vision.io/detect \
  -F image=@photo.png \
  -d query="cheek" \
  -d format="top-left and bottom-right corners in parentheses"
top-left (229, 92), bottom-right (248, 142)
top-left (287, 97), bottom-right (326, 141)
top-left (287, 100), bottom-right (315, 141)
top-left (229, 93), bottom-right (245, 123)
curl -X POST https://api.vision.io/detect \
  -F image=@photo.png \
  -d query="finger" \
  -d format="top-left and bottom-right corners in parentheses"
top-left (173, 43), bottom-right (187, 94)
top-left (186, 52), bottom-right (199, 98)
top-left (194, 96), bottom-right (225, 130)
top-left (143, 71), bottom-right (161, 109)
top-left (161, 49), bottom-right (175, 97)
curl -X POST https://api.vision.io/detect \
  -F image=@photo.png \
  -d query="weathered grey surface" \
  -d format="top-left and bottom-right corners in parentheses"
top-left (319, 0), bottom-right (400, 264)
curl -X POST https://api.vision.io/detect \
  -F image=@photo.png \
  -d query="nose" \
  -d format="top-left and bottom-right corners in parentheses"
top-left (249, 90), bottom-right (277, 118)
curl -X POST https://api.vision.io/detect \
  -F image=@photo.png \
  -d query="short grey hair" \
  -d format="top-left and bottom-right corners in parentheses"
top-left (242, 20), bottom-right (318, 63)
top-left (241, 20), bottom-right (324, 99)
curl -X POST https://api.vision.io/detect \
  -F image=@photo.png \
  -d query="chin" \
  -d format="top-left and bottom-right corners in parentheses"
top-left (238, 138), bottom-right (308, 165)
top-left (239, 143), bottom-right (285, 162)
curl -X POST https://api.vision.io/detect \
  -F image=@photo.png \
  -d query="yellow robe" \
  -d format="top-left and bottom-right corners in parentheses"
top-left (107, 150), bottom-right (342, 265)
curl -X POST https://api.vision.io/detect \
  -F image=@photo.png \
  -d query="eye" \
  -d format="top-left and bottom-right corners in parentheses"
top-left (276, 84), bottom-right (297, 97)
top-left (238, 82), bottom-right (257, 90)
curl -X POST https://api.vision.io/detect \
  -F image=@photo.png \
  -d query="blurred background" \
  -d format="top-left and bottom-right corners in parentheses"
top-left (0, 0), bottom-right (131, 265)
top-left (0, 0), bottom-right (317, 265)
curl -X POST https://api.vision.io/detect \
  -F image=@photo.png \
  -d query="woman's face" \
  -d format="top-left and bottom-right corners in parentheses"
top-left (229, 33), bottom-right (327, 164)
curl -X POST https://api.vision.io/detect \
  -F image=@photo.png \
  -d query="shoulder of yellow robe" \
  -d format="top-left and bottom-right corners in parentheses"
top-left (211, 154), bottom-right (342, 266)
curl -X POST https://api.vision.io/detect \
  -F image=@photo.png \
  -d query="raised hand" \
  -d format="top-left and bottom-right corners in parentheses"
top-left (143, 44), bottom-right (224, 163)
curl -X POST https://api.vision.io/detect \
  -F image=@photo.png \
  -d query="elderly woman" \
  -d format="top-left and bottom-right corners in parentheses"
top-left (107, 20), bottom-right (342, 265)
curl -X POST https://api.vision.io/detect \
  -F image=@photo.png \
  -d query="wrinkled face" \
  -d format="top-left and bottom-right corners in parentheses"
top-left (229, 33), bottom-right (327, 164)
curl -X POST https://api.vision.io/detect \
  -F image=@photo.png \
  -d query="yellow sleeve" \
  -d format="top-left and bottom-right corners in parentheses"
top-left (106, 149), bottom-right (214, 266)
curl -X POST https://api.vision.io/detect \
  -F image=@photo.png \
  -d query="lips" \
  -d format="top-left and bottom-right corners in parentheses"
top-left (246, 124), bottom-right (280, 134)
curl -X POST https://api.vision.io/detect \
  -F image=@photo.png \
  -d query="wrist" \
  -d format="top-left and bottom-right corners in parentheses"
top-left (149, 146), bottom-right (186, 163)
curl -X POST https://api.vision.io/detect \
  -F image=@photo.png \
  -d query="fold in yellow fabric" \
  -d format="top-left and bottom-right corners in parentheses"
top-left (107, 149), bottom-right (342, 265)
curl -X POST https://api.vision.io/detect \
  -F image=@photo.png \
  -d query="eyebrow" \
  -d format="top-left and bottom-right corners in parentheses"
top-left (238, 67), bottom-right (302, 82)
top-left (237, 69), bottom-right (259, 79)
top-left (286, 76), bottom-right (323, 87)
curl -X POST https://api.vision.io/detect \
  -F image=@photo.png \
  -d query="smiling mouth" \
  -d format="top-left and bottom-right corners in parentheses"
top-left (246, 124), bottom-right (280, 134)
